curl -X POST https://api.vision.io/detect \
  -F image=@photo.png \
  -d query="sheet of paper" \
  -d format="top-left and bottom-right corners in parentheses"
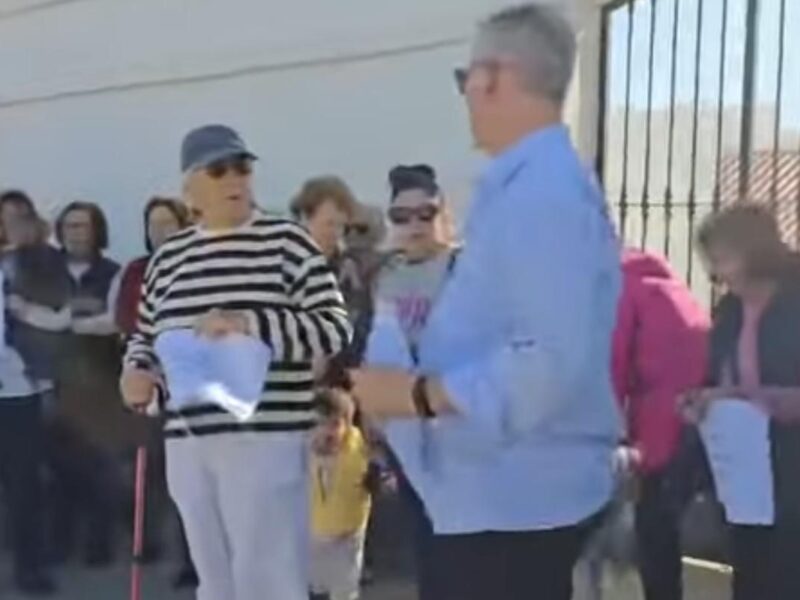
top-left (700, 398), bottom-right (775, 525)
top-left (154, 329), bottom-right (270, 421)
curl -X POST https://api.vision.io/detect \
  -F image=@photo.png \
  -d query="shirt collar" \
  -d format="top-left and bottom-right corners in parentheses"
top-left (481, 124), bottom-right (570, 190)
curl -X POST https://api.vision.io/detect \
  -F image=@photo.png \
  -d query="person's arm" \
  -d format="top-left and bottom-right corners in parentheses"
top-left (71, 270), bottom-right (122, 335)
top-left (354, 190), bottom-right (619, 440)
top-left (124, 259), bottom-right (160, 371)
top-left (242, 224), bottom-right (351, 362)
top-left (121, 256), bottom-right (163, 411)
top-left (738, 387), bottom-right (800, 422)
top-left (7, 295), bottom-right (71, 332)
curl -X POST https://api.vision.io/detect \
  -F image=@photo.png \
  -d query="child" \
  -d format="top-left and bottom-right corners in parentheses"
top-left (310, 388), bottom-right (379, 600)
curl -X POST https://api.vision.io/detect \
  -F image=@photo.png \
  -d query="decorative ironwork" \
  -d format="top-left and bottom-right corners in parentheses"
top-left (597, 0), bottom-right (799, 292)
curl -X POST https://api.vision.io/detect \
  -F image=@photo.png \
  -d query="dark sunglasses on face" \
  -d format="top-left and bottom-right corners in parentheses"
top-left (388, 204), bottom-right (440, 225)
top-left (454, 67), bottom-right (469, 95)
top-left (345, 223), bottom-right (370, 236)
top-left (205, 156), bottom-right (253, 179)
top-left (454, 59), bottom-right (510, 95)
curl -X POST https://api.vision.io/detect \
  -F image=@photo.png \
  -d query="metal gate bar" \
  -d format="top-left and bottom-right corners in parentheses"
top-left (596, 0), bottom-right (796, 289)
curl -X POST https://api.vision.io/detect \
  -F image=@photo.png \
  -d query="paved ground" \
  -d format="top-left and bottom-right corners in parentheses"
top-left (0, 560), bottom-right (729, 599)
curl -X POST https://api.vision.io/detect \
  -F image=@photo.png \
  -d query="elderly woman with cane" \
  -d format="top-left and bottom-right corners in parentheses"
top-left (121, 124), bottom-right (350, 600)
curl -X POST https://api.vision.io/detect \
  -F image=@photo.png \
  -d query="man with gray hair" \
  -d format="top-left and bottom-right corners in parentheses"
top-left (352, 4), bottom-right (621, 599)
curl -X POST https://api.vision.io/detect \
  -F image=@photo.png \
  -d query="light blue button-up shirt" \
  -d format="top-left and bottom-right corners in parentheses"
top-left (393, 125), bottom-right (622, 535)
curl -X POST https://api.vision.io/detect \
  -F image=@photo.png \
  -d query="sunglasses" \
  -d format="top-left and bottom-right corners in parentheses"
top-left (388, 204), bottom-right (439, 225)
top-left (345, 223), bottom-right (370, 236)
top-left (454, 59), bottom-right (512, 95)
top-left (205, 156), bottom-right (253, 179)
top-left (454, 67), bottom-right (469, 95)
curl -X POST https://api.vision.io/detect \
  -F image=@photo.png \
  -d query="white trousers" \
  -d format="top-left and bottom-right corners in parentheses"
top-left (310, 529), bottom-right (366, 600)
top-left (166, 433), bottom-right (309, 600)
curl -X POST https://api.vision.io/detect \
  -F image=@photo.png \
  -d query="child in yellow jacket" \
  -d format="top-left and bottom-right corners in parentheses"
top-left (310, 388), bottom-right (377, 600)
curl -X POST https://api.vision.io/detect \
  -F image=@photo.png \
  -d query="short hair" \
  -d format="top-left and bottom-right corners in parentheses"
top-left (290, 176), bottom-right (357, 221)
top-left (0, 189), bottom-right (37, 217)
top-left (313, 387), bottom-right (356, 424)
top-left (143, 196), bottom-right (190, 252)
top-left (697, 204), bottom-right (791, 281)
top-left (55, 201), bottom-right (109, 252)
top-left (475, 3), bottom-right (577, 103)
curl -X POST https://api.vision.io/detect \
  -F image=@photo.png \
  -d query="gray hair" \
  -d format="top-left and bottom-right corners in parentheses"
top-left (474, 3), bottom-right (576, 104)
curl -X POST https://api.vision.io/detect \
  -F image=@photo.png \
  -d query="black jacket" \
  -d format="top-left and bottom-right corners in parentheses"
top-left (709, 267), bottom-right (800, 524)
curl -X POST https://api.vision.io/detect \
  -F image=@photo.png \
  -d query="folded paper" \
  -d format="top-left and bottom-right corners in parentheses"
top-left (700, 398), bottom-right (775, 525)
top-left (154, 329), bottom-right (270, 422)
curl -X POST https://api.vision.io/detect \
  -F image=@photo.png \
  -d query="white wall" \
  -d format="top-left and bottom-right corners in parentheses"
top-left (0, 0), bottom-right (595, 260)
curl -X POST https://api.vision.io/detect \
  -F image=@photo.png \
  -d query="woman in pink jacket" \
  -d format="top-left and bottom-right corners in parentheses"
top-left (612, 249), bottom-right (709, 600)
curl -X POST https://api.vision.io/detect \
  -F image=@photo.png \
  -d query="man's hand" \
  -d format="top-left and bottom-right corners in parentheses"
top-left (349, 367), bottom-right (416, 418)
top-left (612, 445), bottom-right (642, 479)
top-left (120, 367), bottom-right (159, 413)
top-left (193, 308), bottom-right (252, 339)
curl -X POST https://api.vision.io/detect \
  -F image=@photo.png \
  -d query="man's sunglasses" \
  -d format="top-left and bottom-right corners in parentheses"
top-left (454, 67), bottom-right (469, 95)
top-left (388, 205), bottom-right (440, 225)
top-left (205, 156), bottom-right (253, 179)
top-left (454, 60), bottom-right (510, 95)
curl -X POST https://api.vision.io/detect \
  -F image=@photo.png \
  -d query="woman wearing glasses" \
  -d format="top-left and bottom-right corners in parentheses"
top-left (121, 125), bottom-right (350, 600)
top-left (367, 164), bottom-right (458, 599)
top-left (374, 165), bottom-right (456, 347)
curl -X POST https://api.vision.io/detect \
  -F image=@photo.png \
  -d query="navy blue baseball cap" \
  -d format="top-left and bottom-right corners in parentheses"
top-left (180, 124), bottom-right (257, 173)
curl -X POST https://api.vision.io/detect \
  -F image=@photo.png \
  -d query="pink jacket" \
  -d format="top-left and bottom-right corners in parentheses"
top-left (612, 250), bottom-right (710, 473)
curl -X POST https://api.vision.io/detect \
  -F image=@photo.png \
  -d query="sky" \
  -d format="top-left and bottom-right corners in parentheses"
top-left (606, 0), bottom-right (799, 130)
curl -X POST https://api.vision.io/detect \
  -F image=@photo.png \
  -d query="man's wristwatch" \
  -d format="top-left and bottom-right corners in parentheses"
top-left (412, 376), bottom-right (436, 419)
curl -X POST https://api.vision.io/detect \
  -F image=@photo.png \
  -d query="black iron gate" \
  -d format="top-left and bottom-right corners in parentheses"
top-left (596, 0), bottom-right (799, 293)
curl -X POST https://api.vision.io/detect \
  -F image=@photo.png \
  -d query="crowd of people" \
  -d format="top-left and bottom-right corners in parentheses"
top-left (1, 3), bottom-right (799, 600)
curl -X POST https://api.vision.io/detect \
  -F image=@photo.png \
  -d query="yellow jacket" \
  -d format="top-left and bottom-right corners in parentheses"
top-left (310, 428), bottom-right (372, 537)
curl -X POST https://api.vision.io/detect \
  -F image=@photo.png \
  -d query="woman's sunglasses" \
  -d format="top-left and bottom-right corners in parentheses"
top-left (388, 205), bottom-right (440, 225)
top-left (345, 223), bottom-right (371, 236)
top-left (205, 156), bottom-right (253, 179)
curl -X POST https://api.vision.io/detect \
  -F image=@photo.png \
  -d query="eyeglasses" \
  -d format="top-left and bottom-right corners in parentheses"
top-left (345, 223), bottom-right (370, 236)
top-left (388, 204), bottom-right (439, 225)
top-left (454, 67), bottom-right (469, 95)
top-left (454, 59), bottom-right (513, 95)
top-left (205, 156), bottom-right (253, 179)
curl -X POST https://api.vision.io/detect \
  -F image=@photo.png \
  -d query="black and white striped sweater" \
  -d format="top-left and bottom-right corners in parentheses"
top-left (124, 216), bottom-right (351, 438)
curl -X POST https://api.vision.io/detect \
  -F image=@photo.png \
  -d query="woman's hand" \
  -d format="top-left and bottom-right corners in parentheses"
top-left (678, 386), bottom-right (750, 424)
top-left (120, 367), bottom-right (159, 413)
top-left (193, 308), bottom-right (252, 339)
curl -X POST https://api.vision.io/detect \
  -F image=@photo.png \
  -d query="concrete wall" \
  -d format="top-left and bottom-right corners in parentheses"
top-left (0, 0), bottom-right (598, 260)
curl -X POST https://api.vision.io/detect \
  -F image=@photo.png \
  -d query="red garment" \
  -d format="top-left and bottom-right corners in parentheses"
top-left (612, 249), bottom-right (710, 473)
top-left (115, 256), bottom-right (149, 336)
